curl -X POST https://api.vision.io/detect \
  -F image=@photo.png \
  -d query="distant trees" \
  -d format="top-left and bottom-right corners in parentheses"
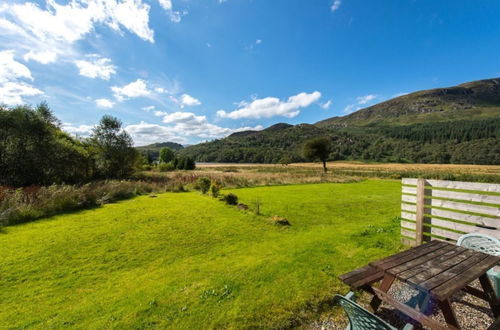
top-left (90, 115), bottom-right (138, 179)
top-left (0, 104), bottom-right (140, 187)
top-left (159, 147), bottom-right (175, 163)
top-left (303, 137), bottom-right (331, 173)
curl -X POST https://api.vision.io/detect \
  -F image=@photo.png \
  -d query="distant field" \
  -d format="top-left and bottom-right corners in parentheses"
top-left (0, 180), bottom-right (401, 329)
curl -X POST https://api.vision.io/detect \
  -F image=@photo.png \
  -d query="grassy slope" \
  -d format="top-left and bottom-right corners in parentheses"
top-left (0, 180), bottom-right (402, 329)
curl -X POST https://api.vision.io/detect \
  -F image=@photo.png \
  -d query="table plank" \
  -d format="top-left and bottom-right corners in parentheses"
top-left (371, 240), bottom-right (445, 270)
top-left (419, 253), bottom-right (490, 292)
top-left (389, 244), bottom-right (457, 279)
top-left (404, 247), bottom-right (476, 284)
top-left (432, 255), bottom-right (500, 300)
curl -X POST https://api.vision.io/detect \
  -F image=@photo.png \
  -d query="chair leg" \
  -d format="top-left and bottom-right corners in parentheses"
top-left (345, 291), bottom-right (356, 301)
top-left (488, 273), bottom-right (500, 300)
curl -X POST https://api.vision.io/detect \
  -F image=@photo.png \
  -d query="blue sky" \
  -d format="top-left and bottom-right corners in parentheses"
top-left (1, 0), bottom-right (500, 145)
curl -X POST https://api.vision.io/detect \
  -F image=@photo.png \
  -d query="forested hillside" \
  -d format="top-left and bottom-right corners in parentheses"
top-left (179, 78), bottom-right (500, 165)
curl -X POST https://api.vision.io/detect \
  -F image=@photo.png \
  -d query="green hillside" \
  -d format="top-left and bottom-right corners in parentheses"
top-left (179, 78), bottom-right (500, 165)
top-left (316, 78), bottom-right (500, 128)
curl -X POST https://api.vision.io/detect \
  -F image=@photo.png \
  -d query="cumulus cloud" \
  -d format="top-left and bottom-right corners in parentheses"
top-left (23, 50), bottom-right (57, 64)
top-left (125, 121), bottom-right (187, 145)
top-left (75, 55), bottom-right (116, 80)
top-left (320, 99), bottom-right (332, 110)
top-left (217, 91), bottom-right (321, 119)
top-left (95, 98), bottom-right (114, 108)
top-left (111, 79), bottom-right (151, 101)
top-left (62, 123), bottom-right (95, 136)
top-left (180, 93), bottom-right (201, 107)
top-left (157, 0), bottom-right (185, 23)
top-left (0, 50), bottom-right (42, 105)
top-left (3, 0), bottom-right (154, 44)
top-left (344, 94), bottom-right (379, 114)
top-left (331, 0), bottom-right (341, 12)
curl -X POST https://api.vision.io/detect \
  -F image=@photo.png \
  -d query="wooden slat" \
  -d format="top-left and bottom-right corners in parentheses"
top-left (415, 178), bottom-right (426, 245)
top-left (427, 189), bottom-right (500, 205)
top-left (401, 237), bottom-right (417, 247)
top-left (402, 194), bottom-right (417, 204)
top-left (432, 255), bottom-right (500, 300)
top-left (371, 287), bottom-right (454, 330)
top-left (406, 247), bottom-right (475, 284)
top-left (339, 264), bottom-right (374, 281)
top-left (371, 241), bottom-right (444, 269)
top-left (389, 244), bottom-right (456, 278)
top-left (419, 252), bottom-right (490, 292)
top-left (428, 227), bottom-right (462, 241)
top-left (428, 198), bottom-right (500, 217)
top-left (341, 265), bottom-right (380, 285)
top-left (349, 270), bottom-right (384, 289)
top-left (402, 186), bottom-right (417, 195)
top-left (401, 212), bottom-right (416, 221)
top-left (402, 178), bottom-right (418, 186)
top-left (426, 179), bottom-right (500, 193)
top-left (428, 208), bottom-right (500, 229)
top-left (401, 220), bottom-right (416, 230)
top-left (425, 217), bottom-right (500, 238)
top-left (401, 228), bottom-right (417, 239)
top-left (402, 203), bottom-right (416, 212)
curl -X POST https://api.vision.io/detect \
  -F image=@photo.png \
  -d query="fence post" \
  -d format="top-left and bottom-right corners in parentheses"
top-left (415, 178), bottom-right (426, 245)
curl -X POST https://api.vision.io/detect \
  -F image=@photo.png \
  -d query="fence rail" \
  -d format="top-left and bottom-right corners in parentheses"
top-left (400, 178), bottom-right (500, 246)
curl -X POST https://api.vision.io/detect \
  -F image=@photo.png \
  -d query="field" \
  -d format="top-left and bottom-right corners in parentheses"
top-left (0, 180), bottom-right (402, 329)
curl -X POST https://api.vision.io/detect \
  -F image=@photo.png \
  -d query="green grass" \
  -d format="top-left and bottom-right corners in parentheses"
top-left (0, 180), bottom-right (403, 329)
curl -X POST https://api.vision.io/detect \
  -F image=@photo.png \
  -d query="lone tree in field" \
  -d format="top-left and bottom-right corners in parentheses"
top-left (159, 147), bottom-right (175, 163)
top-left (303, 137), bottom-right (331, 173)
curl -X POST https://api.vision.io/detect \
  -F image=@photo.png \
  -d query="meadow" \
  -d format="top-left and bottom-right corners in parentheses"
top-left (0, 180), bottom-right (402, 329)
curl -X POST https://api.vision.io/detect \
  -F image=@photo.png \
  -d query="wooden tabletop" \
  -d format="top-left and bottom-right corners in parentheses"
top-left (370, 240), bottom-right (500, 301)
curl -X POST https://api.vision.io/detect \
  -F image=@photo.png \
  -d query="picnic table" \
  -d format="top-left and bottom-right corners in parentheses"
top-left (340, 240), bottom-right (500, 330)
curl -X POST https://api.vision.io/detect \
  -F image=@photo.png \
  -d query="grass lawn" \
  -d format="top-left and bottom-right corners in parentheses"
top-left (0, 180), bottom-right (403, 329)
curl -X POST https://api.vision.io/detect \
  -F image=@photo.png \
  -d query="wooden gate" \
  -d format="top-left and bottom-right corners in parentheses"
top-left (400, 178), bottom-right (500, 246)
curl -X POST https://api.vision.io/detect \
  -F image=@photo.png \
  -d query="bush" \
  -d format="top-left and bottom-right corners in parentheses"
top-left (223, 193), bottom-right (238, 205)
top-left (159, 163), bottom-right (175, 172)
top-left (210, 182), bottom-right (221, 198)
top-left (197, 177), bottom-right (211, 194)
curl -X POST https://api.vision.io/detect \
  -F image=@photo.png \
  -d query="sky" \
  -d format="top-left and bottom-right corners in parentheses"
top-left (1, 0), bottom-right (500, 146)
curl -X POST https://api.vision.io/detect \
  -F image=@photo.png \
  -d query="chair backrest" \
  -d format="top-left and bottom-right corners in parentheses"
top-left (334, 294), bottom-right (394, 330)
top-left (457, 233), bottom-right (500, 256)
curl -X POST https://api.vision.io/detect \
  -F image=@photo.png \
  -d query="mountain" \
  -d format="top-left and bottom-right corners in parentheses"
top-left (136, 141), bottom-right (184, 151)
top-left (179, 78), bottom-right (500, 165)
top-left (316, 78), bottom-right (500, 128)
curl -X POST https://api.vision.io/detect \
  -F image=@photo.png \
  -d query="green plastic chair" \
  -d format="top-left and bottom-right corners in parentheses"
top-left (334, 292), bottom-right (397, 330)
top-left (457, 233), bottom-right (500, 298)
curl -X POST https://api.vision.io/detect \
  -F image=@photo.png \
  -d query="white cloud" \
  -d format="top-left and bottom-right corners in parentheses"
top-left (357, 94), bottom-right (377, 104)
top-left (0, 50), bottom-right (42, 105)
top-left (75, 55), bottom-right (116, 80)
top-left (331, 0), bottom-right (341, 12)
top-left (125, 121), bottom-right (186, 146)
top-left (154, 87), bottom-right (167, 93)
top-left (62, 123), bottom-right (95, 136)
top-left (154, 110), bottom-right (167, 116)
top-left (142, 105), bottom-right (156, 112)
top-left (344, 94), bottom-right (379, 114)
top-left (320, 99), bottom-right (332, 110)
top-left (180, 93), bottom-right (201, 107)
top-left (23, 50), bottom-right (57, 64)
top-left (95, 98), bottom-right (114, 108)
top-left (217, 91), bottom-right (321, 119)
top-left (111, 79), bottom-right (151, 101)
top-left (256, 39), bottom-right (262, 44)
top-left (157, 0), bottom-right (185, 22)
top-left (0, 0), bottom-right (155, 63)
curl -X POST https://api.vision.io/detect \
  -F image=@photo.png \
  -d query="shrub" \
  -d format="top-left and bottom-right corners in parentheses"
top-left (197, 177), bottom-right (211, 194)
top-left (210, 182), bottom-right (221, 198)
top-left (223, 193), bottom-right (238, 205)
top-left (159, 163), bottom-right (175, 172)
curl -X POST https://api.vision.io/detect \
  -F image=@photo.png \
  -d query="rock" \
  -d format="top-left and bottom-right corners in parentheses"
top-left (270, 216), bottom-right (290, 226)
top-left (237, 203), bottom-right (249, 210)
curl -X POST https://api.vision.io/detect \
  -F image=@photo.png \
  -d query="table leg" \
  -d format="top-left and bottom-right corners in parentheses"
top-left (370, 274), bottom-right (395, 312)
top-left (438, 299), bottom-right (460, 329)
top-left (479, 273), bottom-right (500, 318)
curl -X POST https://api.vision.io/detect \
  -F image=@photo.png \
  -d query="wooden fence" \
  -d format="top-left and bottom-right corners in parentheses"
top-left (400, 178), bottom-right (500, 246)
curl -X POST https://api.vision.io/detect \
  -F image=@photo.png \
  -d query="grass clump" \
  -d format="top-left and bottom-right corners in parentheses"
top-left (223, 193), bottom-right (238, 205)
top-left (196, 177), bottom-right (211, 194)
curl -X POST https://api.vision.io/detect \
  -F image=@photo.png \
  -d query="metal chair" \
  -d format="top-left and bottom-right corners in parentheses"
top-left (334, 292), bottom-right (397, 330)
top-left (457, 233), bottom-right (500, 298)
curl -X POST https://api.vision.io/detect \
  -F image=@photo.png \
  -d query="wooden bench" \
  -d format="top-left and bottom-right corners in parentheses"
top-left (339, 264), bottom-right (384, 292)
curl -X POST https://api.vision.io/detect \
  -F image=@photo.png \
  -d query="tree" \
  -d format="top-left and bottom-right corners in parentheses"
top-left (159, 147), bottom-right (175, 163)
top-left (303, 137), bottom-right (331, 173)
top-left (90, 115), bottom-right (138, 179)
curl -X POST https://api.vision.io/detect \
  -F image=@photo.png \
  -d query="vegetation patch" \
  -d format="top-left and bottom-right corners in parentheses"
top-left (0, 180), bottom-right (402, 329)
